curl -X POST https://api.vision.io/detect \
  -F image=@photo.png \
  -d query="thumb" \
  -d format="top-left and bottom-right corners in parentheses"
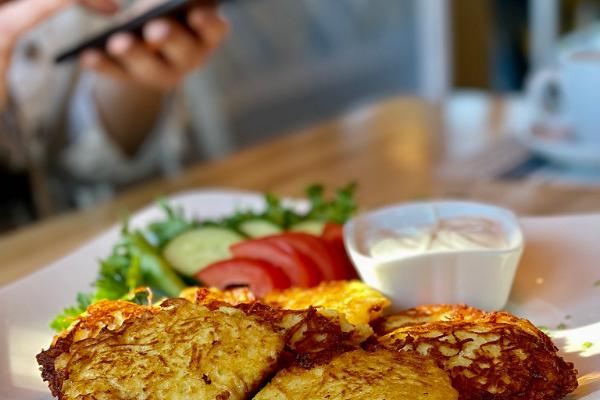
top-left (79, 0), bottom-right (120, 15)
top-left (0, 0), bottom-right (73, 38)
top-left (0, 57), bottom-right (8, 109)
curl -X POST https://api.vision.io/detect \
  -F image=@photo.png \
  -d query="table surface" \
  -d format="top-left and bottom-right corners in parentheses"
top-left (2, 95), bottom-right (600, 286)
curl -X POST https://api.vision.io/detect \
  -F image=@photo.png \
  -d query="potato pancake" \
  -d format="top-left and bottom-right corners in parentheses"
top-left (183, 282), bottom-right (385, 346)
top-left (373, 304), bottom-right (486, 336)
top-left (377, 305), bottom-right (578, 400)
top-left (37, 299), bottom-right (285, 400)
top-left (262, 280), bottom-right (390, 326)
top-left (253, 348), bottom-right (458, 400)
top-left (180, 286), bottom-right (256, 306)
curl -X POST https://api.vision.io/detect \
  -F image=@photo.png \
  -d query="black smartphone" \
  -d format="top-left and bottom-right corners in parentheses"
top-left (55, 0), bottom-right (232, 63)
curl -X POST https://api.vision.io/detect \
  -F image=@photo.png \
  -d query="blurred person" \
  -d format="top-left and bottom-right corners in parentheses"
top-left (0, 0), bottom-right (228, 223)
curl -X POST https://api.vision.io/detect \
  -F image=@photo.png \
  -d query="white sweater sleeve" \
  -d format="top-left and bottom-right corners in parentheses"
top-left (60, 71), bottom-right (186, 185)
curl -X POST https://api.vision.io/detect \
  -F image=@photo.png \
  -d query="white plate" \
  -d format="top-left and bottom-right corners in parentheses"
top-left (1, 190), bottom-right (599, 399)
top-left (516, 125), bottom-right (600, 170)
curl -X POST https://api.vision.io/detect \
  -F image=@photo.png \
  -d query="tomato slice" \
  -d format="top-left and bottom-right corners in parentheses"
top-left (231, 239), bottom-right (322, 287)
top-left (195, 258), bottom-right (291, 297)
top-left (322, 223), bottom-right (344, 243)
top-left (322, 223), bottom-right (358, 279)
top-left (268, 233), bottom-right (346, 281)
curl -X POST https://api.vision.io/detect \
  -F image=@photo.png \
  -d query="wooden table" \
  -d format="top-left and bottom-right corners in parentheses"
top-left (2, 96), bottom-right (600, 286)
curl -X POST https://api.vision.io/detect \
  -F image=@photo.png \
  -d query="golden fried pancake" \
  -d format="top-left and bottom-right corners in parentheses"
top-left (253, 348), bottom-right (458, 400)
top-left (37, 299), bottom-right (285, 400)
top-left (181, 287), bottom-right (373, 348)
top-left (234, 302), bottom-right (363, 361)
top-left (184, 282), bottom-right (388, 346)
top-left (180, 286), bottom-right (256, 306)
top-left (373, 304), bottom-right (486, 335)
top-left (263, 280), bottom-right (390, 326)
top-left (378, 307), bottom-right (578, 400)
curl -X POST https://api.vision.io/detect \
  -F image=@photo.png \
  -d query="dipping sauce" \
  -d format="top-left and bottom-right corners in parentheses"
top-left (367, 216), bottom-right (508, 259)
top-left (345, 201), bottom-right (523, 310)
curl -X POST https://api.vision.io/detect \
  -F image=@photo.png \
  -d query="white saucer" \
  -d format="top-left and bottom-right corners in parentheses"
top-left (516, 123), bottom-right (600, 170)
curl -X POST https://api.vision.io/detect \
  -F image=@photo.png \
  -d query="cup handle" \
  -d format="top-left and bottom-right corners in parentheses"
top-left (527, 69), bottom-right (564, 121)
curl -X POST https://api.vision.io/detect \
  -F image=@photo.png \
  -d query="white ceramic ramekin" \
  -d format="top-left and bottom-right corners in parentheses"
top-left (344, 201), bottom-right (524, 311)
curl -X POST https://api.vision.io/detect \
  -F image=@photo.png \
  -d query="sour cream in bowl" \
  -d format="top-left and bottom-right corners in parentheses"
top-left (344, 201), bottom-right (524, 311)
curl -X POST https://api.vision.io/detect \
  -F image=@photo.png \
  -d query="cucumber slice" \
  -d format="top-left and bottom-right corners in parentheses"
top-left (239, 219), bottom-right (282, 238)
top-left (289, 220), bottom-right (326, 236)
top-left (163, 227), bottom-right (244, 276)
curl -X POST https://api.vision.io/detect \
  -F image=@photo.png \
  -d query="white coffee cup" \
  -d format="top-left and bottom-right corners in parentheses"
top-left (528, 50), bottom-right (600, 146)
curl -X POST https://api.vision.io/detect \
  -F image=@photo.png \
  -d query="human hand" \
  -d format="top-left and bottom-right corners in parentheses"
top-left (81, 3), bottom-right (229, 92)
top-left (0, 0), bottom-right (73, 107)
top-left (79, 0), bottom-right (121, 14)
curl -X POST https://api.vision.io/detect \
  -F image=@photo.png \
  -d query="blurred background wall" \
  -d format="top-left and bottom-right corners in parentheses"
top-left (183, 0), bottom-right (600, 162)
top-left (185, 0), bottom-right (421, 159)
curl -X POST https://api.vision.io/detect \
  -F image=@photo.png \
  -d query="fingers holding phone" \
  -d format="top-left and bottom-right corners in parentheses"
top-left (148, 18), bottom-right (202, 72)
top-left (188, 6), bottom-right (229, 48)
top-left (81, 4), bottom-right (229, 92)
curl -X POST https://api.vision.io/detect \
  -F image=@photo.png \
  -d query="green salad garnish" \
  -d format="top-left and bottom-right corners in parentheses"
top-left (50, 184), bottom-right (358, 332)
